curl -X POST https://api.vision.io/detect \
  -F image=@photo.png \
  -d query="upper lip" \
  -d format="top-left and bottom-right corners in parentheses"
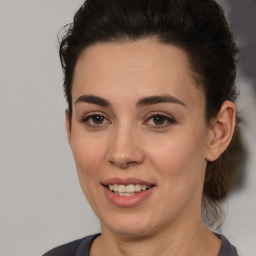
top-left (102, 177), bottom-right (155, 186)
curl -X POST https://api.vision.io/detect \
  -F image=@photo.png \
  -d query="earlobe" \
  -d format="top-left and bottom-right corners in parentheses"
top-left (65, 109), bottom-right (71, 145)
top-left (205, 101), bottom-right (236, 162)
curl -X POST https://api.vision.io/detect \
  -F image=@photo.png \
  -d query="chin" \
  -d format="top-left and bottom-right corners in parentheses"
top-left (102, 211), bottom-right (157, 237)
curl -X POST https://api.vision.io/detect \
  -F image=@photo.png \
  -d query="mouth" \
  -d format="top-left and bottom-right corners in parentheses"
top-left (102, 178), bottom-right (156, 207)
top-left (104, 184), bottom-right (154, 196)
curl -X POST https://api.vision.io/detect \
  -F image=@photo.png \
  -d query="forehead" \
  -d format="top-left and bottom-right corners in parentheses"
top-left (72, 39), bottom-right (204, 107)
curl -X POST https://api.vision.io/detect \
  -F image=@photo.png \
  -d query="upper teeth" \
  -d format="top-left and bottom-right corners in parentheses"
top-left (108, 184), bottom-right (150, 193)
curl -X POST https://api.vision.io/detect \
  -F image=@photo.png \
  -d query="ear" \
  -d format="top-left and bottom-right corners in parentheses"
top-left (65, 109), bottom-right (71, 145)
top-left (205, 100), bottom-right (236, 162)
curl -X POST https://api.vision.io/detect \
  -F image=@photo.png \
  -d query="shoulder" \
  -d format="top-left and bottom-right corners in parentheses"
top-left (217, 234), bottom-right (238, 256)
top-left (42, 234), bottom-right (100, 256)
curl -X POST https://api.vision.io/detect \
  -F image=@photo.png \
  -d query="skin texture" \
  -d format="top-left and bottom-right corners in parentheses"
top-left (66, 39), bottom-right (236, 256)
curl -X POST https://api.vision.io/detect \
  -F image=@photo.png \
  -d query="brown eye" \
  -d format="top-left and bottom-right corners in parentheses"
top-left (152, 115), bottom-right (166, 125)
top-left (81, 114), bottom-right (110, 128)
top-left (146, 113), bottom-right (176, 129)
top-left (91, 115), bottom-right (105, 124)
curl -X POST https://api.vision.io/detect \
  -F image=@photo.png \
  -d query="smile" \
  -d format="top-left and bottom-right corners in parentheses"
top-left (107, 184), bottom-right (152, 196)
top-left (103, 179), bottom-right (156, 207)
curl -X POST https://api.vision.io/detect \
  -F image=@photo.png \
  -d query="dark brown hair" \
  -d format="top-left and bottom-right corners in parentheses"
top-left (59, 0), bottom-right (241, 226)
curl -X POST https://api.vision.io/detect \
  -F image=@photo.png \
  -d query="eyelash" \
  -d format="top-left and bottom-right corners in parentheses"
top-left (144, 113), bottom-right (176, 130)
top-left (81, 112), bottom-right (111, 129)
top-left (81, 112), bottom-right (176, 130)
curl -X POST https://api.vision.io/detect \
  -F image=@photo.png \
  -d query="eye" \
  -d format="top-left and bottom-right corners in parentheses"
top-left (81, 113), bottom-right (111, 128)
top-left (89, 115), bottom-right (105, 124)
top-left (151, 115), bottom-right (167, 125)
top-left (145, 113), bottom-right (176, 128)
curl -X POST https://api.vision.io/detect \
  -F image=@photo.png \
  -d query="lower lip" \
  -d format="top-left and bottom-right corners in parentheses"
top-left (104, 186), bottom-right (155, 208)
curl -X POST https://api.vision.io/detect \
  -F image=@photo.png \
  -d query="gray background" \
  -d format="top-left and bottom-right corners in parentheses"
top-left (0, 1), bottom-right (255, 255)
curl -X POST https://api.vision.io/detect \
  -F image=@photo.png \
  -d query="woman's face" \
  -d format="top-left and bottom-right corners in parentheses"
top-left (68, 39), bottom-right (212, 236)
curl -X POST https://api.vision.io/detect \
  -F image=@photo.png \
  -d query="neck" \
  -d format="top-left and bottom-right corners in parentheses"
top-left (90, 220), bottom-right (221, 256)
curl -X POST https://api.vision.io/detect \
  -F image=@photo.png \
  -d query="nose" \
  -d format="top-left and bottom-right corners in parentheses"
top-left (107, 126), bottom-right (145, 169)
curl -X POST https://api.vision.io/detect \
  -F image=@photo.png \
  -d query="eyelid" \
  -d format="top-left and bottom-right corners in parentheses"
top-left (143, 112), bottom-right (176, 128)
top-left (81, 111), bottom-right (112, 128)
top-left (80, 111), bottom-right (176, 130)
top-left (81, 111), bottom-right (106, 119)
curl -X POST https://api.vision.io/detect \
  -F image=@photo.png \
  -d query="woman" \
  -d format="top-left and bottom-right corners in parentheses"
top-left (44, 0), bottom-right (240, 255)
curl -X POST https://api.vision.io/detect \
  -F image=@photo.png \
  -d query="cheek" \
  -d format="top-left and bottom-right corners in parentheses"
top-left (150, 131), bottom-right (207, 193)
top-left (148, 134), bottom-right (207, 220)
top-left (70, 133), bottom-right (110, 213)
top-left (70, 132), bottom-right (108, 186)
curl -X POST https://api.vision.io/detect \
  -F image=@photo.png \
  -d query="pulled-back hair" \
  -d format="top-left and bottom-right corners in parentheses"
top-left (59, 0), bottom-right (241, 226)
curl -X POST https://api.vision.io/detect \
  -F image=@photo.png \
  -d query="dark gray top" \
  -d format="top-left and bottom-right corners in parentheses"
top-left (43, 233), bottom-right (238, 256)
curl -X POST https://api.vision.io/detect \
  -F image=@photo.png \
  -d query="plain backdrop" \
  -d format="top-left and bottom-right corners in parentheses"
top-left (0, 1), bottom-right (255, 256)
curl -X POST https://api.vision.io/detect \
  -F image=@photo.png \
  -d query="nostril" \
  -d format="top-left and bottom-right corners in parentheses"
top-left (109, 160), bottom-right (130, 169)
top-left (107, 144), bottom-right (145, 168)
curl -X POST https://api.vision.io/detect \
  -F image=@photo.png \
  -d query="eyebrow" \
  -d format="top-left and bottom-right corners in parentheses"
top-left (136, 95), bottom-right (186, 108)
top-left (75, 94), bottom-right (186, 108)
top-left (75, 95), bottom-right (111, 107)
